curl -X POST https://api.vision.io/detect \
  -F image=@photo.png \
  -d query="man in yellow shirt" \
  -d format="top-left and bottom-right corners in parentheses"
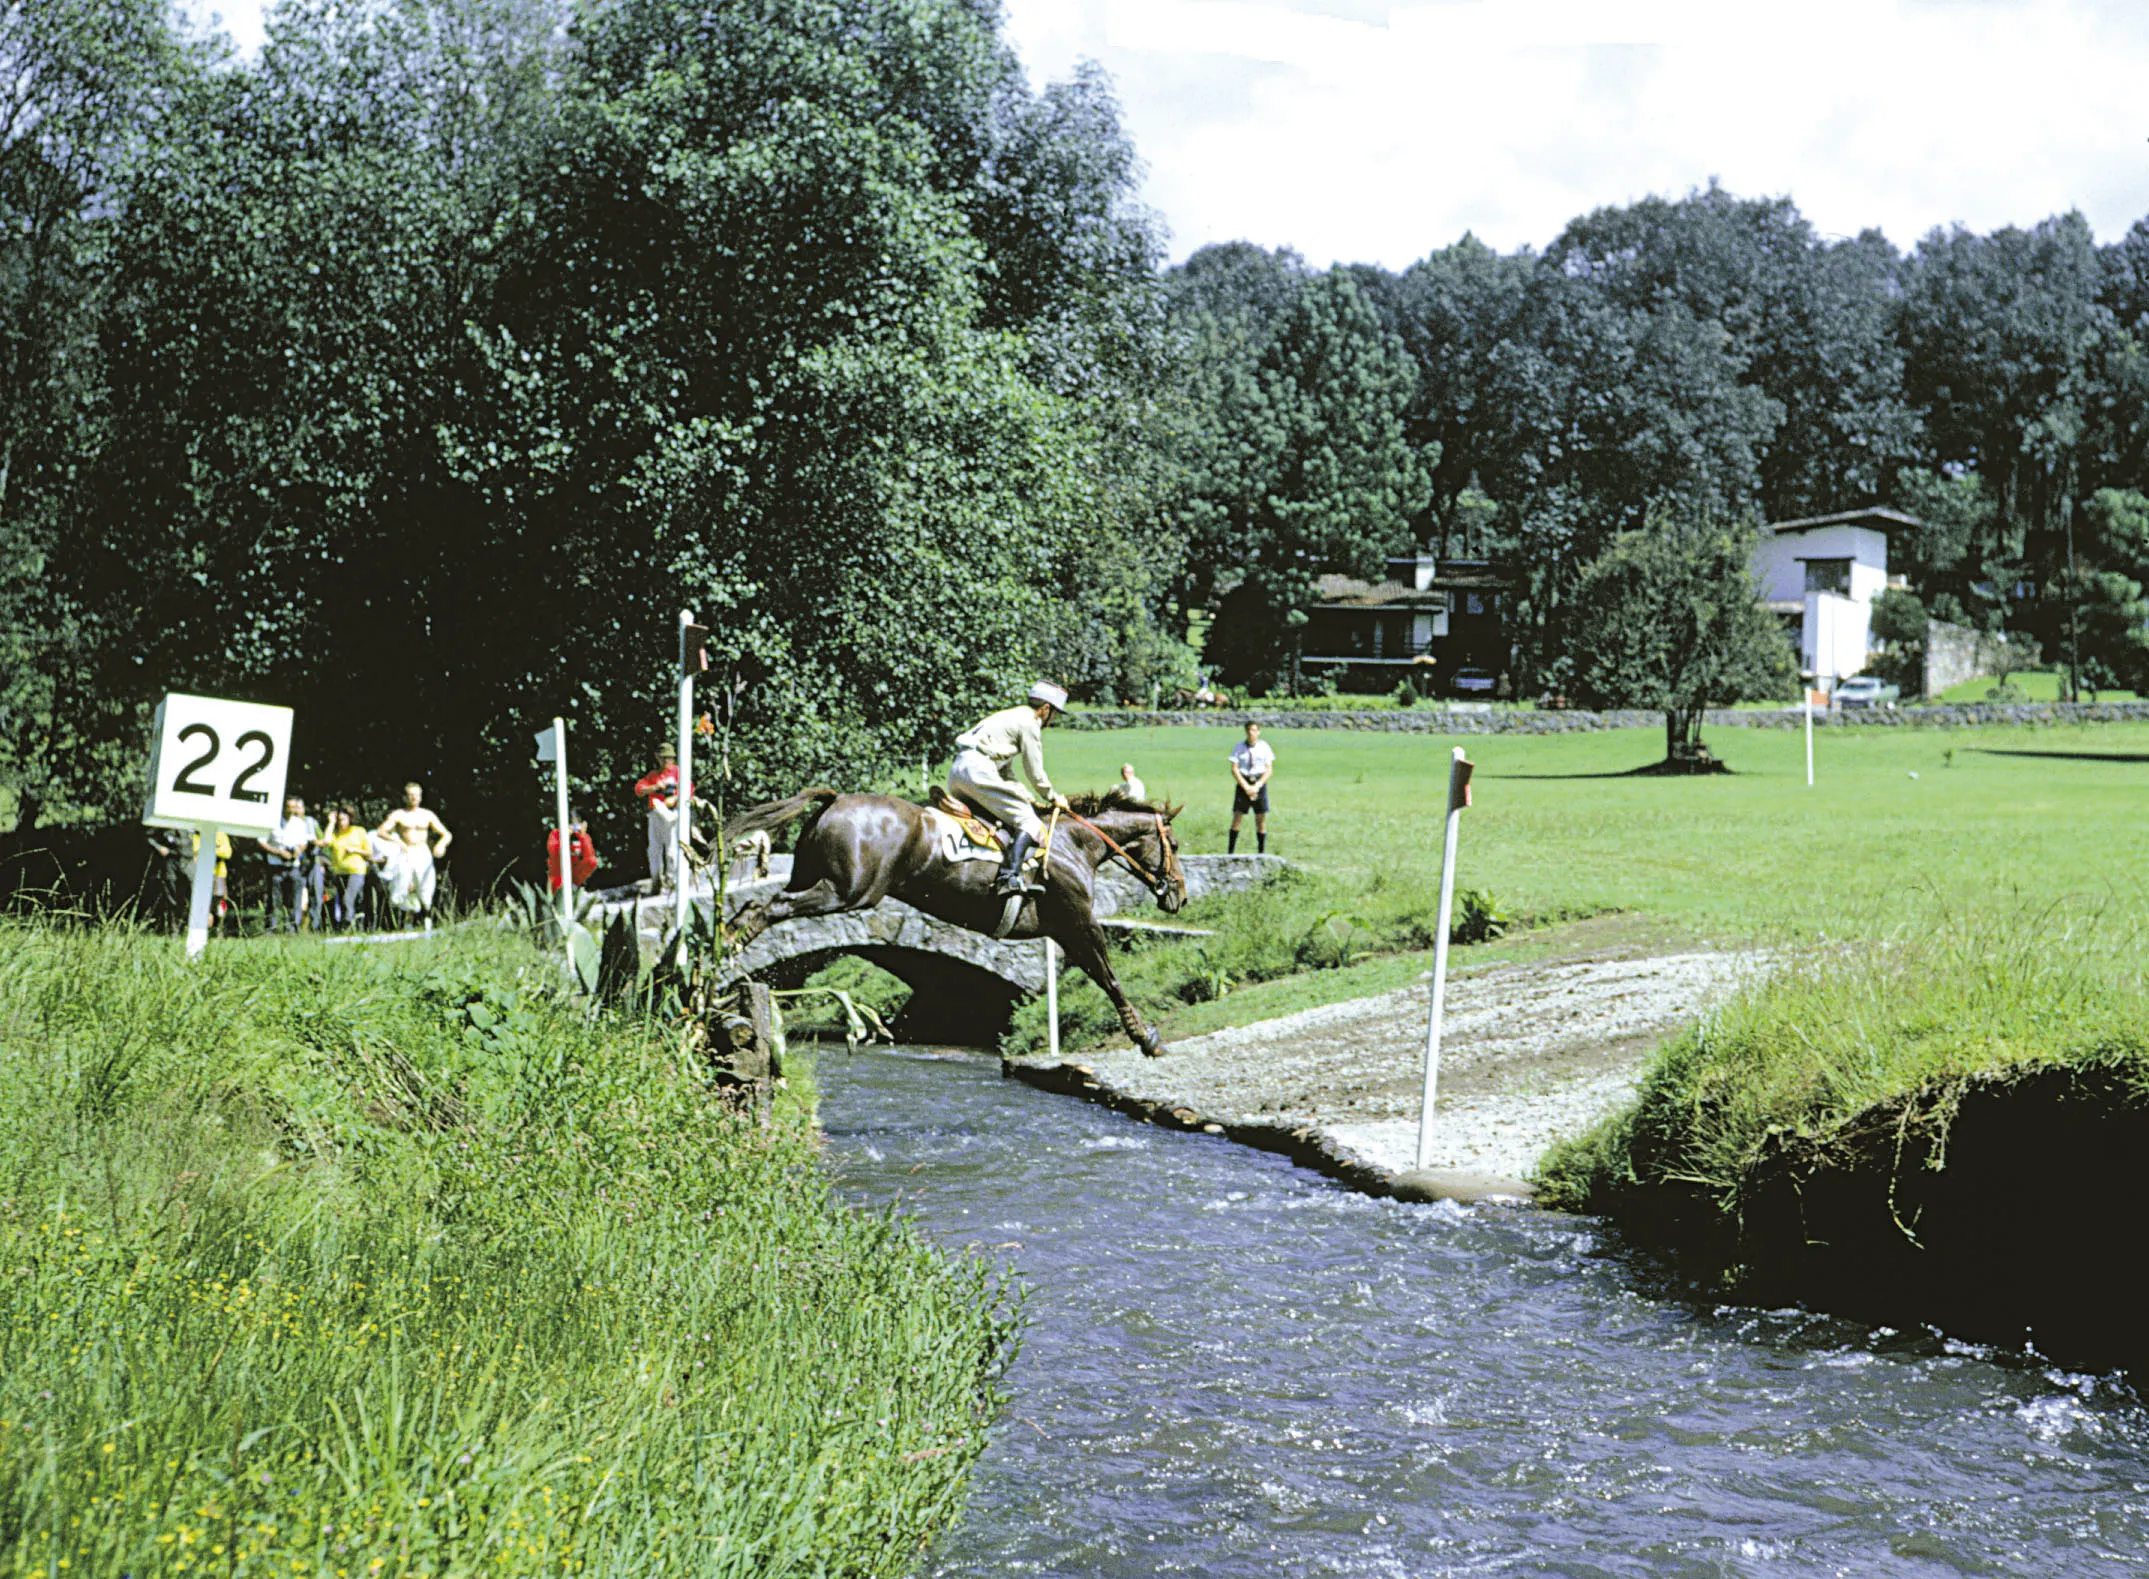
top-left (189, 829), bottom-right (234, 933)
top-left (324, 806), bottom-right (377, 929)
top-left (947, 681), bottom-right (1071, 895)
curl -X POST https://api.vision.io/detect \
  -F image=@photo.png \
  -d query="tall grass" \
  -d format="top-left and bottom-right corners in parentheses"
top-left (0, 921), bottom-right (1016, 1577)
top-left (1537, 906), bottom-right (2149, 1212)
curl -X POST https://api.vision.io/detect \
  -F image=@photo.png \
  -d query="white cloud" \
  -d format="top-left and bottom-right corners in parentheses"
top-left (180, 0), bottom-right (2149, 267)
top-left (1004, 0), bottom-right (2149, 265)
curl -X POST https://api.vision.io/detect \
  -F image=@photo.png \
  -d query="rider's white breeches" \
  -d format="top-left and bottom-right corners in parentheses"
top-left (948, 750), bottom-right (1043, 838)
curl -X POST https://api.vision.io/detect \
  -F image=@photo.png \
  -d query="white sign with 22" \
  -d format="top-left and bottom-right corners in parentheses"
top-left (143, 692), bottom-right (295, 838)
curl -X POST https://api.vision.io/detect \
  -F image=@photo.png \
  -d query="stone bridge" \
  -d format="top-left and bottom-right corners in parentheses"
top-left (596, 854), bottom-right (1284, 1042)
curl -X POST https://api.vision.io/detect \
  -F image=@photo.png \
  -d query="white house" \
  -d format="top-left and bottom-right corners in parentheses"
top-left (1752, 507), bottom-right (1915, 682)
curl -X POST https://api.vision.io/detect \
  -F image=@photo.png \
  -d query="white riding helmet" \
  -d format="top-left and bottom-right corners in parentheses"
top-left (1028, 681), bottom-right (1069, 711)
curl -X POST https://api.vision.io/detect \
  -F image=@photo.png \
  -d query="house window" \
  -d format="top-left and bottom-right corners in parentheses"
top-left (1803, 559), bottom-right (1852, 596)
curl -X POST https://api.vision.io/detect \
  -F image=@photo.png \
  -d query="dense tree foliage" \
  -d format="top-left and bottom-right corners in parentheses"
top-left (7, 0), bottom-right (2149, 854)
top-left (3, 0), bottom-right (1169, 871)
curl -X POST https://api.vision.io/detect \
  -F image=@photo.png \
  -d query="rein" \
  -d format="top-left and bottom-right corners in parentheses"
top-left (1061, 808), bottom-right (1180, 899)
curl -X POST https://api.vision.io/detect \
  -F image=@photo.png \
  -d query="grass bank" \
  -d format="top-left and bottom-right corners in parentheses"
top-left (1533, 911), bottom-right (2149, 1368)
top-left (1536, 910), bottom-right (2149, 1213)
top-left (0, 922), bottom-right (1015, 1578)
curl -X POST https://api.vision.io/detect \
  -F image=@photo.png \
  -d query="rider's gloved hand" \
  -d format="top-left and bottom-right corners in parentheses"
top-left (1051, 793), bottom-right (1072, 812)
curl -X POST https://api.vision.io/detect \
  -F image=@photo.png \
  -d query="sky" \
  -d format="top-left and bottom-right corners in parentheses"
top-left (188, 0), bottom-right (2149, 269)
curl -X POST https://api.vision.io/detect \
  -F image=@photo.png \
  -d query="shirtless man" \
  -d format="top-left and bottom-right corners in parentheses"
top-left (376, 781), bottom-right (452, 922)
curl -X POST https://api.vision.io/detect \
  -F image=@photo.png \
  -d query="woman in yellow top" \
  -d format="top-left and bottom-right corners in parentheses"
top-left (324, 806), bottom-right (376, 930)
top-left (189, 829), bottom-right (235, 931)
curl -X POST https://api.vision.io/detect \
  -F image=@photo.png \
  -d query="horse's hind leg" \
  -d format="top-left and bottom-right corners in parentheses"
top-left (726, 879), bottom-right (851, 949)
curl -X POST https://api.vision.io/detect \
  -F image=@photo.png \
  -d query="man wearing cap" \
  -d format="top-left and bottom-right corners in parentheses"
top-left (635, 743), bottom-right (680, 891)
top-left (949, 682), bottom-right (1072, 896)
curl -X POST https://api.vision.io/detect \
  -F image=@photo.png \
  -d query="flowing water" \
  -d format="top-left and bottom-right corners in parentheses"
top-left (817, 1047), bottom-right (2149, 1579)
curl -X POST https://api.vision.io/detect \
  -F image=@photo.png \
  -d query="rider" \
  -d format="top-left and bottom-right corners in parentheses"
top-left (949, 681), bottom-right (1072, 896)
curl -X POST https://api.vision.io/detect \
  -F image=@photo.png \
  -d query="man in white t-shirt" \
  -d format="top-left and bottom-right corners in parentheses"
top-left (259, 796), bottom-right (321, 933)
top-left (1228, 721), bottom-right (1274, 854)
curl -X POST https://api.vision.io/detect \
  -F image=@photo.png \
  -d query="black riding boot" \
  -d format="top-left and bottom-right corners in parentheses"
top-left (994, 830), bottom-right (1039, 895)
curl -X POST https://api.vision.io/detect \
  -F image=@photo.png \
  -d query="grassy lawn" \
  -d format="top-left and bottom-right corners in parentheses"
top-left (0, 922), bottom-right (1014, 1578)
top-left (951, 718), bottom-right (2149, 1056)
top-left (1933, 667), bottom-right (2141, 704)
top-left (1047, 719), bottom-right (2149, 940)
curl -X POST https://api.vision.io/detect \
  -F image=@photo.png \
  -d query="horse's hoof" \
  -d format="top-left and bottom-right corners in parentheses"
top-left (1139, 1031), bottom-right (1165, 1059)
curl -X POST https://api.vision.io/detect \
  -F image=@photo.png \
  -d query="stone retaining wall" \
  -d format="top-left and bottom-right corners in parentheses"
top-left (1065, 701), bottom-right (2149, 735)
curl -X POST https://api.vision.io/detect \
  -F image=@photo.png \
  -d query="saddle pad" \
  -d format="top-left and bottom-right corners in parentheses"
top-left (923, 806), bottom-right (1002, 864)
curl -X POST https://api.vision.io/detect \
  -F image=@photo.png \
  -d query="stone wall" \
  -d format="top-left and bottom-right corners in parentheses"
top-left (1923, 621), bottom-right (2029, 699)
top-left (1065, 701), bottom-right (2149, 735)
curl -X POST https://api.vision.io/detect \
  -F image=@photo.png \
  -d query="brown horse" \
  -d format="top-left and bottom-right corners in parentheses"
top-left (721, 788), bottom-right (1188, 1056)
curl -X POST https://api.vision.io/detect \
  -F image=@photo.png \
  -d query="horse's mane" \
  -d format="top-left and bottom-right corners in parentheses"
top-left (1067, 790), bottom-right (1183, 821)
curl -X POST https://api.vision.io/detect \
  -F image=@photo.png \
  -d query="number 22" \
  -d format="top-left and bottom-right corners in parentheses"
top-left (170, 723), bottom-right (275, 803)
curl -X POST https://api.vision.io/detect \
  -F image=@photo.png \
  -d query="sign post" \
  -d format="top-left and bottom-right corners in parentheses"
top-left (1414, 746), bottom-right (1474, 1171)
top-left (143, 692), bottom-right (294, 959)
top-left (1044, 936), bottom-right (1060, 1059)
top-left (535, 719), bottom-right (572, 931)
top-left (1803, 678), bottom-right (1817, 787)
top-left (675, 611), bottom-right (708, 961)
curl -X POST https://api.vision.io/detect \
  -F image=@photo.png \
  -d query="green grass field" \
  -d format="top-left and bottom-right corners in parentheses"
top-left (1933, 668), bottom-right (2141, 704)
top-left (0, 923), bottom-right (1015, 1578)
top-left (1046, 719), bottom-right (2149, 941)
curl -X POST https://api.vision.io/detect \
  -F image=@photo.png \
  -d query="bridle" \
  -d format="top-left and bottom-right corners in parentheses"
top-left (1062, 808), bottom-right (1185, 903)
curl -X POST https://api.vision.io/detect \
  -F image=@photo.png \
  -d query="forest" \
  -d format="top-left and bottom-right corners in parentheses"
top-left (7, 0), bottom-right (2149, 868)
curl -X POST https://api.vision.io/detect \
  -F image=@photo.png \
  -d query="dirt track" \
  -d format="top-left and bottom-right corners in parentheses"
top-left (1005, 944), bottom-right (1764, 1192)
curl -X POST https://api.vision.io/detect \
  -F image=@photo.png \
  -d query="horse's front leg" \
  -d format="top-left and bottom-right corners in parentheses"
top-left (1052, 912), bottom-right (1165, 1059)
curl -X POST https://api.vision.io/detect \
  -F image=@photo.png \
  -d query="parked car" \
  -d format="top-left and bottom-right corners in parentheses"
top-left (1834, 675), bottom-right (1900, 709)
top-left (1450, 667), bottom-right (1498, 697)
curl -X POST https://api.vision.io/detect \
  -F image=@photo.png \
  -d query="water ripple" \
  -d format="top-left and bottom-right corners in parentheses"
top-left (821, 1049), bottom-right (2149, 1579)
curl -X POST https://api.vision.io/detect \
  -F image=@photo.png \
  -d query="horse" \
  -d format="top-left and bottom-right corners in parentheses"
top-left (721, 788), bottom-right (1188, 1057)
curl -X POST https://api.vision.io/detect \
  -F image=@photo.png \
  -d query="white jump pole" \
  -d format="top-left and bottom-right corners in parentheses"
top-left (1804, 680), bottom-right (1814, 788)
top-left (675, 609), bottom-right (697, 961)
top-left (184, 827), bottom-right (218, 960)
top-left (552, 715), bottom-right (573, 932)
top-left (1044, 935), bottom-right (1060, 1059)
top-left (1414, 746), bottom-right (1474, 1172)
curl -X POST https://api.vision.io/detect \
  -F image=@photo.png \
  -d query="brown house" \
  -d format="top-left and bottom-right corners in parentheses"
top-left (1299, 554), bottom-right (1515, 694)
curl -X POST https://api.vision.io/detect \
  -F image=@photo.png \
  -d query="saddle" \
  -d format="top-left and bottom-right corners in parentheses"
top-left (928, 786), bottom-right (1004, 854)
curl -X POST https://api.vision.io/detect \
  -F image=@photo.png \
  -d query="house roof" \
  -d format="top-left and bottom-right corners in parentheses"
top-left (1313, 574), bottom-right (1447, 609)
top-left (1767, 507), bottom-right (1922, 536)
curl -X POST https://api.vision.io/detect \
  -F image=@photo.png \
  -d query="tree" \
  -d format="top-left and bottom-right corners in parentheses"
top-left (1867, 586), bottom-right (1928, 692)
top-left (1567, 517), bottom-right (1796, 765)
top-left (1177, 267), bottom-right (1429, 691)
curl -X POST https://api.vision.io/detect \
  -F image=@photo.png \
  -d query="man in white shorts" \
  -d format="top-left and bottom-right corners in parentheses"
top-left (376, 782), bottom-right (452, 922)
top-left (947, 681), bottom-right (1072, 895)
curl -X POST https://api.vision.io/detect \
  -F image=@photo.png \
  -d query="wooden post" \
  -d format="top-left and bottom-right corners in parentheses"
top-left (1414, 747), bottom-right (1473, 1171)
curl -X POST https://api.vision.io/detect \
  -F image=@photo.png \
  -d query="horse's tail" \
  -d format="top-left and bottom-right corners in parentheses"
top-left (722, 786), bottom-right (839, 846)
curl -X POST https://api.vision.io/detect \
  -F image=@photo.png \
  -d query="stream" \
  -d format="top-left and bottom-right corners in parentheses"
top-left (818, 1047), bottom-right (2149, 1578)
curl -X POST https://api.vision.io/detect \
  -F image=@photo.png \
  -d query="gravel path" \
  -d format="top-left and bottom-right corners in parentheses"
top-left (1005, 948), bottom-right (1765, 1196)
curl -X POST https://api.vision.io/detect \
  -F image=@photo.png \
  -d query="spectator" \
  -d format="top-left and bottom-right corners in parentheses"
top-left (144, 828), bottom-right (191, 929)
top-left (1228, 721), bottom-right (1274, 855)
top-left (323, 806), bottom-right (376, 929)
top-left (548, 821), bottom-right (600, 892)
top-left (635, 744), bottom-right (681, 891)
top-left (259, 796), bottom-right (320, 934)
top-left (1112, 762), bottom-right (1147, 803)
top-left (189, 829), bottom-right (234, 932)
top-left (377, 782), bottom-right (452, 925)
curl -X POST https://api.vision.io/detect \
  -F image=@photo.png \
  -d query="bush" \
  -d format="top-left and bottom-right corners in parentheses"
top-left (1392, 679), bottom-right (1419, 708)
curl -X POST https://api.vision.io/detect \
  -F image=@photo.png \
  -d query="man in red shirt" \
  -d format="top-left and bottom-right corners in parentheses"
top-left (634, 744), bottom-right (680, 890)
top-left (547, 822), bottom-right (600, 892)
